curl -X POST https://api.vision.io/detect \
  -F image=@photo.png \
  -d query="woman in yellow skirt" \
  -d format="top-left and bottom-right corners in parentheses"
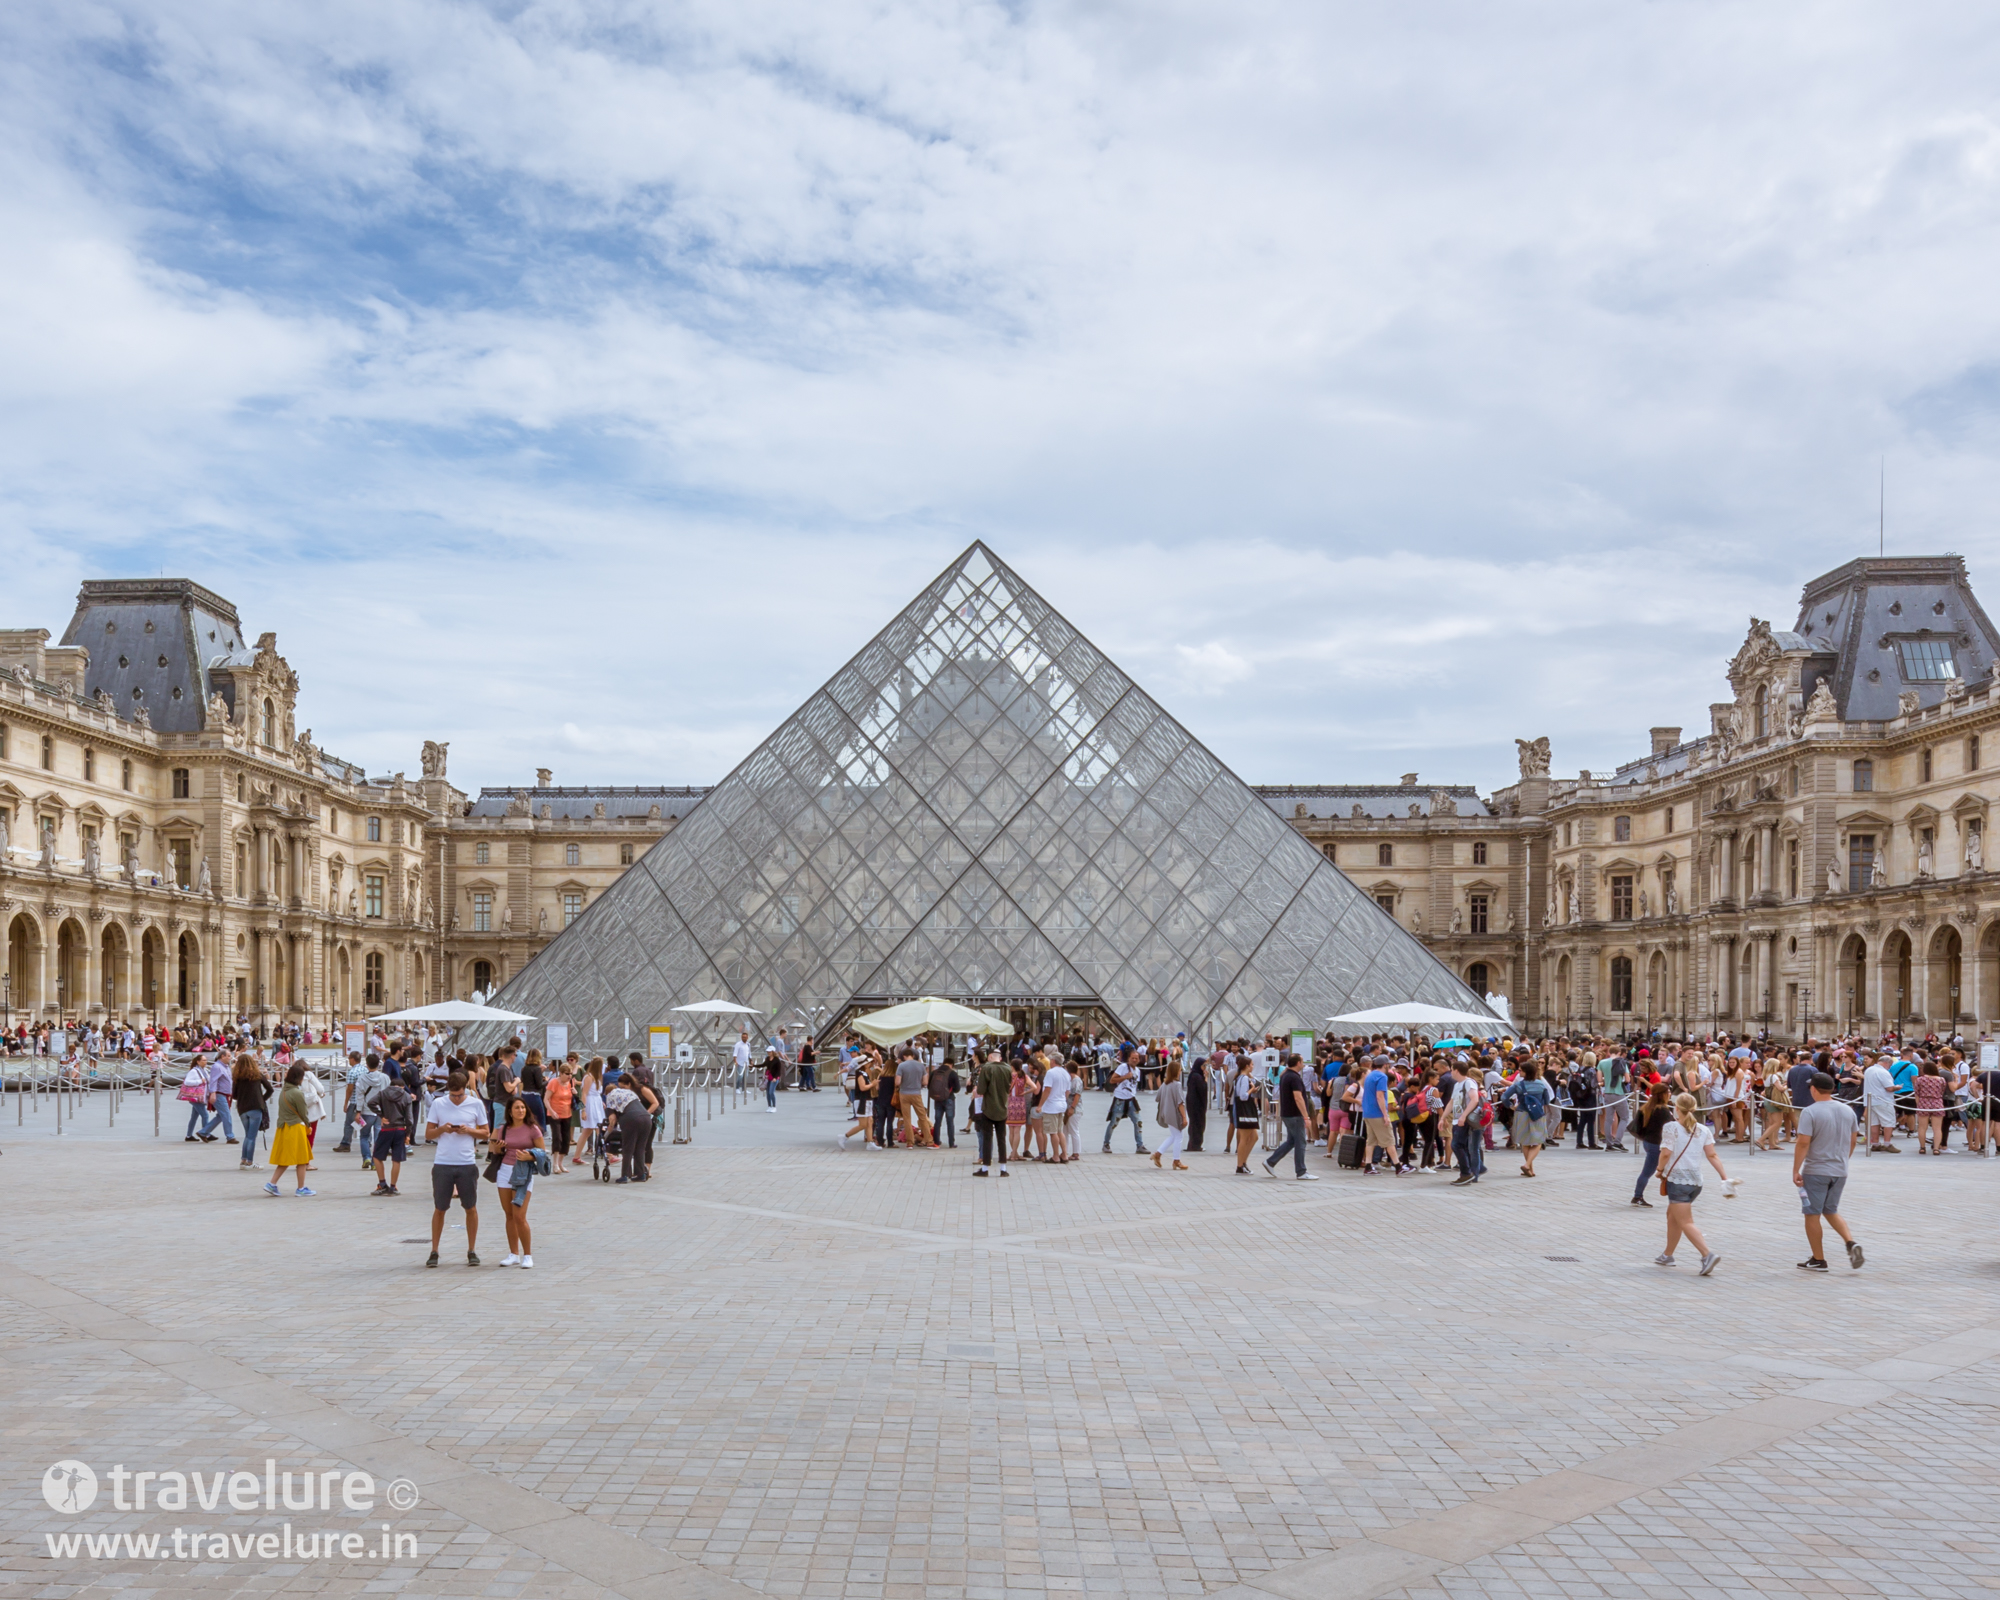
top-left (265, 1063), bottom-right (316, 1196)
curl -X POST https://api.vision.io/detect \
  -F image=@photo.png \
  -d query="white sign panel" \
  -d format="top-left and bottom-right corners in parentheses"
top-left (648, 1025), bottom-right (674, 1059)
top-left (343, 1025), bottom-right (366, 1057)
top-left (545, 1024), bottom-right (569, 1060)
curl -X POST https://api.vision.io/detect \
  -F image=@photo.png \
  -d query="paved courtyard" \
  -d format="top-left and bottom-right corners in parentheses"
top-left (3, 1084), bottom-right (1999, 1600)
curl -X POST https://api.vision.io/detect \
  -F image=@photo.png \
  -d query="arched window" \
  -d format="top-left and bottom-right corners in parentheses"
top-left (262, 699), bottom-right (275, 746)
top-left (1467, 961), bottom-right (1489, 996)
top-left (1377, 842), bottom-right (1393, 867)
top-left (1610, 955), bottom-right (1634, 1013)
top-left (363, 951), bottom-right (386, 1006)
top-left (471, 959), bottom-right (494, 996)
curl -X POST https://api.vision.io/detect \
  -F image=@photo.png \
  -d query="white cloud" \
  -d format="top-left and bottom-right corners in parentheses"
top-left (4, 1), bottom-right (2000, 795)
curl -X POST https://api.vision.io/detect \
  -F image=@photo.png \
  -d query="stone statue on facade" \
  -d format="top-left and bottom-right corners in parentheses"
top-left (502, 904), bottom-right (515, 932)
top-left (538, 907), bottom-right (549, 933)
top-left (124, 845), bottom-right (139, 885)
top-left (1871, 854), bottom-right (1887, 889)
top-left (1515, 736), bottom-right (1552, 778)
top-left (195, 854), bottom-right (212, 896)
top-left (83, 831), bottom-right (98, 876)
top-left (1411, 909), bottom-right (1422, 934)
top-left (421, 740), bottom-right (450, 779)
top-left (348, 886), bottom-right (359, 916)
top-left (1826, 857), bottom-right (1842, 894)
top-left (1566, 885), bottom-right (1578, 923)
top-left (1665, 882), bottom-right (1678, 914)
top-left (1449, 905), bottom-right (1463, 933)
top-left (1918, 834), bottom-right (1935, 878)
top-left (1542, 901), bottom-right (1554, 928)
top-left (0, 809), bottom-right (9, 862)
top-left (40, 830), bottom-right (56, 871)
top-left (1897, 689), bottom-right (1921, 718)
top-left (1505, 907), bottom-right (1517, 932)
top-left (1639, 887), bottom-right (1650, 919)
top-left (1968, 826), bottom-right (1984, 874)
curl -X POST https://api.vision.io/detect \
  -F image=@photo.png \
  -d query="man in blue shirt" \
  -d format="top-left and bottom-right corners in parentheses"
top-left (1360, 1057), bottom-right (1401, 1175)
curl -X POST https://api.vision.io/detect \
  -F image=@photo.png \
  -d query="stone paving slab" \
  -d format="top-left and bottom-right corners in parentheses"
top-left (1, 1090), bottom-right (1996, 1598)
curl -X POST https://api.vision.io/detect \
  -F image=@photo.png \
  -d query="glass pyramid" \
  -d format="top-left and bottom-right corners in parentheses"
top-left (487, 543), bottom-right (1490, 1048)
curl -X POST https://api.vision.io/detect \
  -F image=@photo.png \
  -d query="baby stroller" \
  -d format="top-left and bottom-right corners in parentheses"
top-left (591, 1120), bottom-right (624, 1183)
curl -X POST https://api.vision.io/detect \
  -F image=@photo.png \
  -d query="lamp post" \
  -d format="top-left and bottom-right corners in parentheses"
top-left (1951, 983), bottom-right (1961, 1039)
top-left (1711, 987), bottom-right (1718, 1043)
top-left (1801, 983), bottom-right (1813, 1046)
top-left (1846, 983), bottom-right (1855, 1038)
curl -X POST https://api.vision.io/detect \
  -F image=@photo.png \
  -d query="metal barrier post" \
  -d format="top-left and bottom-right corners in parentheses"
top-left (153, 1066), bottom-right (160, 1136)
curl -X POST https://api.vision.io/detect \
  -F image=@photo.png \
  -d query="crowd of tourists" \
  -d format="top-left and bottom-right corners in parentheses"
top-left (136, 1013), bottom-right (1992, 1280)
top-left (5, 1015), bottom-right (328, 1059)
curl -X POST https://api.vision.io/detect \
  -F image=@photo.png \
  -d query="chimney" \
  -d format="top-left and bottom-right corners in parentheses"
top-left (536, 768), bottom-right (553, 788)
top-left (1399, 772), bottom-right (1419, 787)
top-left (1650, 726), bottom-right (1681, 757)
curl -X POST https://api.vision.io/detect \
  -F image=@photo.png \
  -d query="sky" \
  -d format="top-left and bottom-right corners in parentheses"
top-left (7, 1), bottom-right (2000, 797)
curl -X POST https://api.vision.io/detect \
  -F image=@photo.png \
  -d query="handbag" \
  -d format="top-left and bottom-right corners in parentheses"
top-left (178, 1073), bottom-right (208, 1105)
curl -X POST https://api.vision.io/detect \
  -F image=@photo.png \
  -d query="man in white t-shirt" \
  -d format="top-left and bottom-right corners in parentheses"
top-left (1038, 1062), bottom-right (1072, 1164)
top-left (1102, 1053), bottom-right (1147, 1154)
top-left (1861, 1054), bottom-right (1899, 1150)
top-left (732, 1031), bottom-right (752, 1090)
top-left (424, 1069), bottom-right (485, 1268)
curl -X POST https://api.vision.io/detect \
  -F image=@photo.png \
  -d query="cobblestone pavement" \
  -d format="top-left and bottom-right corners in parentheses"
top-left (2, 1086), bottom-right (1997, 1599)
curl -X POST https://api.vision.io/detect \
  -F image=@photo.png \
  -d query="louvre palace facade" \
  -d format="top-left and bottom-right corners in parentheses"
top-left (6, 554), bottom-right (1995, 1043)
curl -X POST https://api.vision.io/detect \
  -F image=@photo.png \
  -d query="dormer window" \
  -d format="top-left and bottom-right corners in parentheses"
top-left (1898, 638), bottom-right (1957, 681)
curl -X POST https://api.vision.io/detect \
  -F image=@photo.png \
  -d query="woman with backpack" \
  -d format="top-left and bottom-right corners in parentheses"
top-left (233, 1053), bottom-right (270, 1169)
top-left (1655, 1092), bottom-right (1728, 1274)
top-left (1507, 1061), bottom-right (1553, 1177)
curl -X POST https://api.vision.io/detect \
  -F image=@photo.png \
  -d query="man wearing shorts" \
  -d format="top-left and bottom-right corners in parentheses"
top-left (1038, 1057), bottom-right (1072, 1164)
top-left (1860, 1052), bottom-right (1898, 1150)
top-left (1793, 1072), bottom-right (1864, 1271)
top-left (424, 1070), bottom-right (484, 1268)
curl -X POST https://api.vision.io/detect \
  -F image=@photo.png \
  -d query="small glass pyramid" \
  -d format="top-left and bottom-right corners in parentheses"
top-left (488, 543), bottom-right (1490, 1047)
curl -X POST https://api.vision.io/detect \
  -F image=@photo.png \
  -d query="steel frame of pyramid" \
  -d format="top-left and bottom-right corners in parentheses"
top-left (485, 543), bottom-right (1490, 1051)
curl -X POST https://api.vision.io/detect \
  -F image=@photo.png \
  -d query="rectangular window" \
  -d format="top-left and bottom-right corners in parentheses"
top-left (1899, 638), bottom-right (1957, 680)
top-left (562, 891), bottom-right (584, 927)
top-left (41, 735), bottom-right (53, 771)
top-left (475, 841), bottom-right (490, 865)
top-left (234, 843), bottom-right (246, 894)
top-left (565, 842), bottom-right (580, 867)
top-left (364, 952), bottom-right (385, 1007)
top-left (1613, 815), bottom-right (1631, 842)
top-left (1852, 759), bottom-right (1873, 793)
top-left (1375, 892), bottom-right (1397, 916)
top-left (1972, 734), bottom-right (1982, 772)
top-left (473, 891), bottom-right (493, 932)
top-left (121, 758), bottom-right (131, 791)
top-left (1664, 805), bottom-right (1673, 832)
top-left (0, 723), bottom-right (7, 759)
top-left (171, 767), bottom-right (190, 799)
top-left (83, 748), bottom-right (95, 782)
top-left (327, 808), bottom-right (337, 833)
top-left (1377, 842), bottom-right (1393, 867)
top-left (1472, 841), bottom-right (1487, 865)
top-left (1788, 839), bottom-right (1799, 898)
top-left (1922, 747), bottom-right (1934, 783)
top-left (366, 816), bottom-right (382, 842)
top-left (81, 823), bottom-right (97, 859)
top-left (171, 839), bottom-right (192, 889)
top-left (1468, 893), bottom-right (1489, 934)
top-left (1610, 874), bottom-right (1634, 920)
top-left (1849, 834), bottom-right (1876, 893)
top-left (365, 873), bottom-right (384, 918)
top-left (619, 842), bottom-right (634, 866)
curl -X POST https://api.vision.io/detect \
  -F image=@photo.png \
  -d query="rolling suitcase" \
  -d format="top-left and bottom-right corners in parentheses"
top-left (1336, 1126), bottom-right (1366, 1169)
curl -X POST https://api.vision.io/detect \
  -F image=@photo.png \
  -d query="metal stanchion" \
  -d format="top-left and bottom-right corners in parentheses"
top-left (153, 1066), bottom-right (160, 1136)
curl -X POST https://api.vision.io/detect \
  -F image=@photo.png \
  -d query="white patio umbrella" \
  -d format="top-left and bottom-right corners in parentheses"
top-left (849, 997), bottom-right (1015, 1047)
top-left (670, 1000), bottom-right (761, 1016)
top-left (1325, 1002), bottom-right (1506, 1036)
top-left (373, 1000), bottom-right (539, 1023)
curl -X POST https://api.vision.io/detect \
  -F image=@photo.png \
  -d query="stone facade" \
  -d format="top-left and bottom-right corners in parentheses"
top-left (0, 581), bottom-right (431, 1031)
top-left (15, 554), bottom-right (1996, 1041)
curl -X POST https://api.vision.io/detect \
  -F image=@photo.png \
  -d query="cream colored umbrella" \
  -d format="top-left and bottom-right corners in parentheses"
top-left (849, 997), bottom-right (1015, 1047)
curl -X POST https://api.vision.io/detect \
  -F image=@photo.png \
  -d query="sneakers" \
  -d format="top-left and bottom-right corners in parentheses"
top-left (371, 1184), bottom-right (391, 1196)
top-left (1450, 1175), bottom-right (1473, 1186)
top-left (1797, 1257), bottom-right (1829, 1271)
top-left (425, 1250), bottom-right (439, 1268)
top-left (500, 1253), bottom-right (519, 1267)
top-left (1260, 1162), bottom-right (1278, 1178)
top-left (466, 1250), bottom-right (480, 1266)
top-left (1654, 1253), bottom-right (1676, 1266)
top-left (974, 1167), bottom-right (989, 1177)
top-left (1698, 1252), bottom-right (1721, 1276)
top-left (1295, 1172), bottom-right (1320, 1182)
top-left (1846, 1239), bottom-right (1865, 1269)
top-left (263, 1181), bottom-right (281, 1196)
top-left (520, 1255), bottom-right (533, 1268)
top-left (295, 1187), bottom-right (315, 1197)
top-left (998, 1166), bottom-right (1010, 1177)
